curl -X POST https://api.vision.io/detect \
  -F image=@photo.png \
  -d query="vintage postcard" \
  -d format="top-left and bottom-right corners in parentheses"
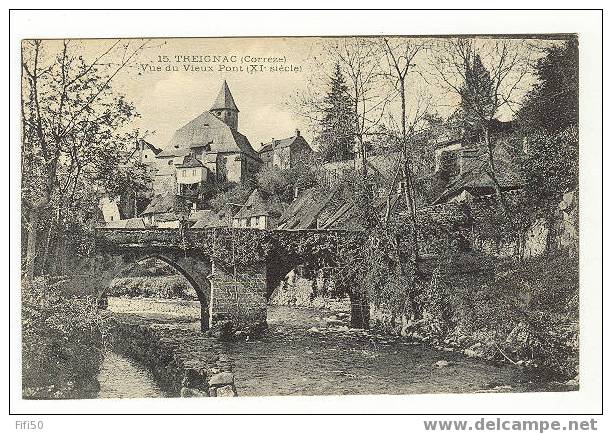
top-left (18, 31), bottom-right (586, 405)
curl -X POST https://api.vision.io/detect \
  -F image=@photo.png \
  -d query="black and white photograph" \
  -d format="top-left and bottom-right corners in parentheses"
top-left (8, 7), bottom-right (604, 424)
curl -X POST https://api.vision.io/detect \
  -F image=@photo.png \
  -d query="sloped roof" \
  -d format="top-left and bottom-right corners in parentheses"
top-left (142, 193), bottom-right (175, 215)
top-left (197, 204), bottom-right (238, 228)
top-left (106, 217), bottom-right (146, 229)
top-left (233, 189), bottom-right (284, 220)
top-left (188, 209), bottom-right (215, 222)
top-left (210, 80), bottom-right (239, 112)
top-left (176, 154), bottom-right (204, 168)
top-left (154, 212), bottom-right (180, 222)
top-left (277, 188), bottom-right (338, 230)
top-left (156, 146), bottom-right (191, 158)
top-left (168, 110), bottom-right (259, 160)
top-left (432, 146), bottom-right (524, 205)
top-left (260, 135), bottom-right (298, 153)
top-left (139, 139), bottom-right (163, 155)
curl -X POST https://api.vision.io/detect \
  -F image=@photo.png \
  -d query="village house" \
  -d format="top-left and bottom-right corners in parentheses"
top-left (191, 203), bottom-right (243, 229)
top-left (98, 194), bottom-right (122, 224)
top-left (232, 189), bottom-right (284, 230)
top-left (271, 120), bottom-right (524, 233)
top-left (140, 192), bottom-right (180, 228)
top-left (258, 130), bottom-right (313, 170)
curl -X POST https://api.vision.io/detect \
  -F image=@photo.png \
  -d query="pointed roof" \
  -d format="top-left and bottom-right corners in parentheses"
top-left (233, 189), bottom-right (284, 220)
top-left (210, 80), bottom-right (239, 112)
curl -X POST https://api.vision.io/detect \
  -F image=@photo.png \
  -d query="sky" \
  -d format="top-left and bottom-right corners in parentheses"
top-left (33, 36), bottom-right (563, 152)
top-left (111, 38), bottom-right (323, 150)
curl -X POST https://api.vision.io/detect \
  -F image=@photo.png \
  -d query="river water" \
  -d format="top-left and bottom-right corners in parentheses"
top-left (99, 298), bottom-right (566, 398)
top-left (97, 351), bottom-right (166, 399)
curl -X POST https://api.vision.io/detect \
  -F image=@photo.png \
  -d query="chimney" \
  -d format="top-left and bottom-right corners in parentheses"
top-left (295, 128), bottom-right (301, 137)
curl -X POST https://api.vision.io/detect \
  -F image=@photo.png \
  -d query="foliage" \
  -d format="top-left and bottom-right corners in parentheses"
top-left (22, 278), bottom-right (108, 399)
top-left (108, 275), bottom-right (198, 300)
top-left (317, 63), bottom-right (357, 162)
top-left (458, 53), bottom-right (496, 135)
top-left (21, 39), bottom-right (150, 278)
top-left (522, 126), bottom-right (579, 208)
top-left (517, 38), bottom-right (578, 133)
top-left (393, 253), bottom-right (579, 379)
top-left (208, 182), bottom-right (254, 211)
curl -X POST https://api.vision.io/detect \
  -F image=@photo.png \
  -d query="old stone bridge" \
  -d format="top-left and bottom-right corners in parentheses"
top-left (89, 227), bottom-right (365, 336)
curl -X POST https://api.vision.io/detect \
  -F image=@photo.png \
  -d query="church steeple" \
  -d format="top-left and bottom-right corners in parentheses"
top-left (210, 80), bottom-right (239, 130)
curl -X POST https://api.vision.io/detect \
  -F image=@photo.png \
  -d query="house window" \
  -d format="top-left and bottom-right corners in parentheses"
top-left (182, 169), bottom-right (187, 176)
top-left (144, 154), bottom-right (148, 159)
top-left (168, 160), bottom-right (173, 165)
top-left (192, 169), bottom-right (196, 176)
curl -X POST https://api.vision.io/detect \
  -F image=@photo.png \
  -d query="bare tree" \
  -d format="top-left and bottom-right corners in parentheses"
top-left (21, 39), bottom-right (150, 279)
top-left (327, 38), bottom-right (393, 180)
top-left (429, 37), bottom-right (533, 212)
top-left (378, 37), bottom-right (434, 318)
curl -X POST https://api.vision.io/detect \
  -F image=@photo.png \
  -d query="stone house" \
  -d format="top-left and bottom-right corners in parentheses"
top-left (232, 189), bottom-right (284, 230)
top-left (141, 192), bottom-right (180, 228)
top-left (192, 203), bottom-right (242, 229)
top-left (135, 138), bottom-right (163, 165)
top-left (99, 194), bottom-right (122, 224)
top-left (259, 130), bottom-right (313, 170)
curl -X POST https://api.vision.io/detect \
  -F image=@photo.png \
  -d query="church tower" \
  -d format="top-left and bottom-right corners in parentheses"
top-left (209, 80), bottom-right (239, 130)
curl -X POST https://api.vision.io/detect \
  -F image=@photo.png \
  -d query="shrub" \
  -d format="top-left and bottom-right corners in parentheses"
top-left (108, 275), bottom-right (198, 300)
top-left (418, 253), bottom-right (579, 379)
top-left (22, 278), bottom-right (108, 399)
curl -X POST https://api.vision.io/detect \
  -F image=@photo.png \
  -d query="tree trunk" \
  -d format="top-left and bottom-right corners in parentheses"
top-left (483, 127), bottom-right (509, 214)
top-left (25, 208), bottom-right (39, 281)
top-left (349, 290), bottom-right (370, 329)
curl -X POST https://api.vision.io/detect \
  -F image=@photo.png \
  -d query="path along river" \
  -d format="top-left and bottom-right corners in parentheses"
top-left (98, 297), bottom-right (570, 398)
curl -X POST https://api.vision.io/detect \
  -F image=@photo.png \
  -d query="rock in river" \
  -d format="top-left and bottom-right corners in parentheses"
top-left (209, 372), bottom-right (234, 386)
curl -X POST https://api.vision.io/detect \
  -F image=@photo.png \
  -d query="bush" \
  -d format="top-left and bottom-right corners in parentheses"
top-left (22, 278), bottom-right (108, 399)
top-left (418, 253), bottom-right (579, 379)
top-left (108, 275), bottom-right (198, 300)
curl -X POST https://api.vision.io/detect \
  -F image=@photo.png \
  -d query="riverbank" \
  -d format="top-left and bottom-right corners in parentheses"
top-left (22, 278), bottom-right (106, 400)
top-left (104, 309), bottom-right (237, 397)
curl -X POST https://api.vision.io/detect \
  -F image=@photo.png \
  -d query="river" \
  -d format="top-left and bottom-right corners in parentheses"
top-left (99, 297), bottom-right (568, 398)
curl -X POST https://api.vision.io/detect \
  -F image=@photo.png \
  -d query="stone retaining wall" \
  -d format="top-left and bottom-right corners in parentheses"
top-left (105, 312), bottom-right (237, 397)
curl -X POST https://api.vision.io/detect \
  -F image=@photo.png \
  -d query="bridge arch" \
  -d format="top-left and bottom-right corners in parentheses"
top-left (103, 251), bottom-right (213, 331)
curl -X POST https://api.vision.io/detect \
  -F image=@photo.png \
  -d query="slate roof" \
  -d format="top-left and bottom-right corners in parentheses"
top-left (168, 110), bottom-right (260, 160)
top-left (188, 209), bottom-right (215, 222)
top-left (276, 188), bottom-right (337, 230)
top-left (154, 212), bottom-right (180, 222)
top-left (156, 147), bottom-right (191, 158)
top-left (233, 189), bottom-right (284, 220)
top-left (194, 204), bottom-right (239, 228)
top-left (210, 80), bottom-right (239, 112)
top-left (142, 193), bottom-right (175, 215)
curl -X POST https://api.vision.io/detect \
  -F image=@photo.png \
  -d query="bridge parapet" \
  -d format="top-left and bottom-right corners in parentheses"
top-left (95, 227), bottom-right (366, 337)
